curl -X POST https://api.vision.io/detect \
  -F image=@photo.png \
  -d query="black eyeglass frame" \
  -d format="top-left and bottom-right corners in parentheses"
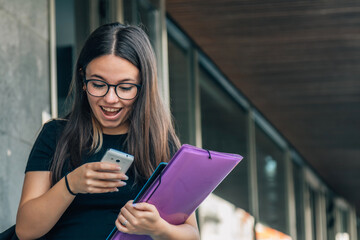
top-left (84, 79), bottom-right (142, 100)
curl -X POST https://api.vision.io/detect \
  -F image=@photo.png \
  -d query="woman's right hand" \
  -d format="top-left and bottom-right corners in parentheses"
top-left (66, 162), bottom-right (128, 194)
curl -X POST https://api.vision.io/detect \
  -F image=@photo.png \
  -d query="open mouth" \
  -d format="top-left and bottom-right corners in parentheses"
top-left (101, 106), bottom-right (121, 116)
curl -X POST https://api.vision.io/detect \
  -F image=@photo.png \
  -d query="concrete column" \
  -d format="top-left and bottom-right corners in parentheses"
top-left (0, 0), bottom-right (50, 231)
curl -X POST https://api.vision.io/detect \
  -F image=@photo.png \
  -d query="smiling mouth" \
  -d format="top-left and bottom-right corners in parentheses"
top-left (101, 106), bottom-right (121, 116)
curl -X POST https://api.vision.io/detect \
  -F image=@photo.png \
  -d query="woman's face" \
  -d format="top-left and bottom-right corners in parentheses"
top-left (85, 54), bottom-right (140, 135)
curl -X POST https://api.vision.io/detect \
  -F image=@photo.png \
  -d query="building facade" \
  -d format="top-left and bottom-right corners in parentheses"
top-left (0, 1), bottom-right (358, 239)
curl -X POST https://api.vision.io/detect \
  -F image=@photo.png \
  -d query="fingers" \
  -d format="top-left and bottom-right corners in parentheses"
top-left (115, 201), bottom-right (162, 235)
top-left (115, 204), bottom-right (140, 234)
top-left (92, 162), bottom-right (121, 172)
top-left (122, 201), bottom-right (156, 220)
top-left (132, 202), bottom-right (156, 212)
top-left (115, 216), bottom-right (129, 233)
top-left (87, 186), bottom-right (119, 194)
top-left (115, 204), bottom-right (137, 233)
top-left (86, 171), bottom-right (129, 181)
top-left (85, 179), bottom-right (126, 188)
top-left (80, 175), bottom-right (126, 194)
top-left (75, 178), bottom-right (122, 193)
top-left (85, 162), bottom-right (129, 181)
top-left (120, 206), bottom-right (137, 225)
top-left (69, 162), bottom-right (130, 194)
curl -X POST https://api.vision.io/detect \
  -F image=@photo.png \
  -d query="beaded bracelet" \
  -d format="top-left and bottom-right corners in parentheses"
top-left (64, 173), bottom-right (77, 196)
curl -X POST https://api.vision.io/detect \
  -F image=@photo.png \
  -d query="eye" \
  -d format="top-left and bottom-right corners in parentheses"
top-left (118, 84), bottom-right (134, 92)
top-left (89, 80), bottom-right (106, 89)
top-left (120, 86), bottom-right (133, 91)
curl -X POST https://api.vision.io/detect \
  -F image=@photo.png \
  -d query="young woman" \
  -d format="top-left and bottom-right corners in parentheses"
top-left (15, 23), bottom-right (200, 240)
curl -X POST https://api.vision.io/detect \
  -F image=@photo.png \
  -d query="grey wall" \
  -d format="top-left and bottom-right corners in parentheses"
top-left (0, 0), bottom-right (50, 232)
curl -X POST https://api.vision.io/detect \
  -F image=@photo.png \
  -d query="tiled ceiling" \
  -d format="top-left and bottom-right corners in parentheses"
top-left (166, 0), bottom-right (360, 213)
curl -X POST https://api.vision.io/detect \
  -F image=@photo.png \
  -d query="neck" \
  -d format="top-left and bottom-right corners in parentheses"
top-left (102, 121), bottom-right (129, 135)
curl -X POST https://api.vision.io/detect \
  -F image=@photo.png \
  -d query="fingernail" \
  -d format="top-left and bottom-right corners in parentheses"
top-left (121, 182), bottom-right (127, 186)
top-left (132, 203), bottom-right (137, 207)
top-left (124, 175), bottom-right (129, 180)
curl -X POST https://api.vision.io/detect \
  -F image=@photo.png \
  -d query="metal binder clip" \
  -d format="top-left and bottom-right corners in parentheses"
top-left (206, 149), bottom-right (212, 159)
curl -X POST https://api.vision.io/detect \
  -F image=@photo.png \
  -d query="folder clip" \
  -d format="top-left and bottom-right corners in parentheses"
top-left (206, 149), bottom-right (212, 159)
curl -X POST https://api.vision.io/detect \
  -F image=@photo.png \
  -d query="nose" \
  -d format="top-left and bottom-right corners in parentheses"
top-left (103, 86), bottom-right (119, 104)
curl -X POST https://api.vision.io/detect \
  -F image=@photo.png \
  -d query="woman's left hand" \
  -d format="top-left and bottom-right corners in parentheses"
top-left (115, 200), bottom-right (166, 237)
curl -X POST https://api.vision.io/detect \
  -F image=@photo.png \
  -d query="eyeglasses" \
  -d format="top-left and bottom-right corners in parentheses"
top-left (84, 79), bottom-right (141, 100)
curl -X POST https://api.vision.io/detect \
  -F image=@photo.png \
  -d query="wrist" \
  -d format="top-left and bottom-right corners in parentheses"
top-left (151, 218), bottom-right (170, 240)
top-left (64, 172), bottom-right (77, 196)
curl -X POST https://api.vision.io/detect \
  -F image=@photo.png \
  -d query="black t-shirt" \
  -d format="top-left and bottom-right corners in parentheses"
top-left (25, 120), bottom-right (144, 239)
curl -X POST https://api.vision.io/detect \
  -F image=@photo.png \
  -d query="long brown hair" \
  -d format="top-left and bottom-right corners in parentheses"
top-left (50, 23), bottom-right (180, 184)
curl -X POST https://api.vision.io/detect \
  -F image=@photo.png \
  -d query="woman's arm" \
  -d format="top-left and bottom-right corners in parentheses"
top-left (115, 201), bottom-right (200, 240)
top-left (16, 171), bottom-right (75, 240)
top-left (16, 162), bottom-right (128, 240)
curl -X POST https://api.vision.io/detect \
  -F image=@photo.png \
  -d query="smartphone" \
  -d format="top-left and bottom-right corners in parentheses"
top-left (100, 148), bottom-right (134, 174)
top-left (133, 162), bottom-right (168, 203)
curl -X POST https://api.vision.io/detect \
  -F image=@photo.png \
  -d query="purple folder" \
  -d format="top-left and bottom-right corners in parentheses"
top-left (108, 144), bottom-right (243, 240)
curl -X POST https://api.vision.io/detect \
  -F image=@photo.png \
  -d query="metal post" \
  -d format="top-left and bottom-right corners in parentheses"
top-left (285, 150), bottom-right (297, 240)
top-left (248, 110), bottom-right (259, 220)
top-left (49, 0), bottom-right (58, 118)
top-left (193, 51), bottom-right (202, 148)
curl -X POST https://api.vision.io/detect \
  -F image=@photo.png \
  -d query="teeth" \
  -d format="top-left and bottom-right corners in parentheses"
top-left (102, 107), bottom-right (120, 112)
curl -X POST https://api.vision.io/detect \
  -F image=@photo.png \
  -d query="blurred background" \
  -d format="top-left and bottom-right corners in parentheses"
top-left (1, 0), bottom-right (359, 239)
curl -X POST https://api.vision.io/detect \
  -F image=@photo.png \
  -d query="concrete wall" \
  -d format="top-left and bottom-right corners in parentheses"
top-left (0, 0), bottom-right (50, 232)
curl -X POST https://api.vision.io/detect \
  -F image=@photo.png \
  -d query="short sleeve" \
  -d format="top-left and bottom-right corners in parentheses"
top-left (25, 120), bottom-right (65, 172)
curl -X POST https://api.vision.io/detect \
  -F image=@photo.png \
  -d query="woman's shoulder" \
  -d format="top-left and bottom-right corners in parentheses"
top-left (38, 118), bottom-right (68, 139)
top-left (26, 119), bottom-right (69, 173)
top-left (42, 118), bottom-right (68, 130)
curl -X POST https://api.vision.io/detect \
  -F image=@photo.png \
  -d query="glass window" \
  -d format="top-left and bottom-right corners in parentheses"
top-left (55, 0), bottom-right (76, 117)
top-left (199, 64), bottom-right (249, 212)
top-left (293, 161), bottom-right (305, 240)
top-left (168, 36), bottom-right (193, 144)
top-left (123, 0), bottom-right (164, 90)
top-left (255, 124), bottom-right (288, 234)
top-left (357, 217), bottom-right (360, 240)
top-left (339, 208), bottom-right (350, 234)
top-left (309, 187), bottom-right (318, 240)
top-left (55, 0), bottom-right (106, 116)
top-left (124, 0), bottom-right (159, 47)
top-left (55, 0), bottom-right (163, 117)
top-left (326, 194), bottom-right (336, 240)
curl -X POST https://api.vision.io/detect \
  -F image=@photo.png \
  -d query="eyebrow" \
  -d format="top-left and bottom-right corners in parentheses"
top-left (88, 74), bottom-right (136, 83)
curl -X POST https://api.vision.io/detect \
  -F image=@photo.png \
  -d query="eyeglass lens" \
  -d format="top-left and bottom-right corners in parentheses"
top-left (86, 80), bottom-right (138, 99)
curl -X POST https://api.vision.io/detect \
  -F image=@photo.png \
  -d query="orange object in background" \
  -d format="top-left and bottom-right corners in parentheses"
top-left (255, 223), bottom-right (292, 240)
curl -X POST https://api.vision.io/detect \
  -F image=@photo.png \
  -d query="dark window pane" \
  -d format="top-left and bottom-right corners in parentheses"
top-left (326, 194), bottom-right (336, 240)
top-left (256, 124), bottom-right (288, 234)
top-left (199, 65), bottom-right (249, 212)
top-left (293, 161), bottom-right (305, 240)
top-left (55, 0), bottom-right (76, 116)
top-left (168, 37), bottom-right (192, 144)
top-left (309, 187), bottom-right (317, 240)
top-left (340, 208), bottom-right (350, 233)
